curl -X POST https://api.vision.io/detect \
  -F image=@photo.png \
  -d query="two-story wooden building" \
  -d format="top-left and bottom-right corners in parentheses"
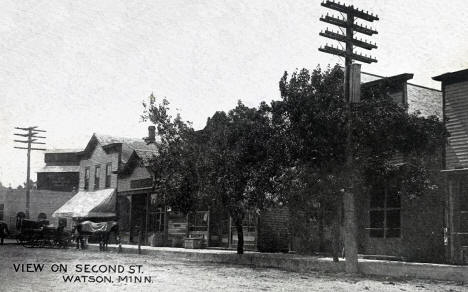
top-left (53, 133), bottom-right (157, 222)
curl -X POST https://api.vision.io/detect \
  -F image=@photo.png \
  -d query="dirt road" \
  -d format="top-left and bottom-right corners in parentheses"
top-left (0, 244), bottom-right (466, 292)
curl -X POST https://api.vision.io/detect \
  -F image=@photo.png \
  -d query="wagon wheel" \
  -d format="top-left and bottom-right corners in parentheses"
top-left (23, 239), bottom-right (35, 248)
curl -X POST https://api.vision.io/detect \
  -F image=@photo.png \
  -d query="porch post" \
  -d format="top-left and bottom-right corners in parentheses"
top-left (228, 216), bottom-right (232, 248)
top-left (128, 195), bottom-right (133, 242)
top-left (207, 209), bottom-right (211, 247)
top-left (145, 192), bottom-right (150, 245)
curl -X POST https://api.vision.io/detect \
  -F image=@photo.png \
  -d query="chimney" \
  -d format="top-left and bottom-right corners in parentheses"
top-left (147, 126), bottom-right (156, 144)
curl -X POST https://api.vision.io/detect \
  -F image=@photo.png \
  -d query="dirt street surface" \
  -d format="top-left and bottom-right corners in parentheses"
top-left (0, 244), bottom-right (466, 292)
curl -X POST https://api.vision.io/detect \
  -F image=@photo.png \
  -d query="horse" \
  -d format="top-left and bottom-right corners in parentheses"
top-left (74, 221), bottom-right (118, 251)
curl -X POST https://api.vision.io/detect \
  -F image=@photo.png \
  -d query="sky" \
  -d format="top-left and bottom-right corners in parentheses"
top-left (1, 0), bottom-right (468, 187)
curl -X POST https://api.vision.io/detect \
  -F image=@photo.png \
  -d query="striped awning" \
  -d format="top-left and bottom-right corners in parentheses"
top-left (52, 188), bottom-right (116, 218)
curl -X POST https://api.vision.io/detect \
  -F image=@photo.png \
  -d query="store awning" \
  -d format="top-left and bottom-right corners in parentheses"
top-left (52, 189), bottom-right (116, 218)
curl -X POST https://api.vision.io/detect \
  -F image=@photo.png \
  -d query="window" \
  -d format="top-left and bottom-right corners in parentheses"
top-left (105, 163), bottom-right (112, 188)
top-left (94, 165), bottom-right (101, 190)
top-left (84, 167), bottom-right (90, 190)
top-left (369, 179), bottom-right (401, 238)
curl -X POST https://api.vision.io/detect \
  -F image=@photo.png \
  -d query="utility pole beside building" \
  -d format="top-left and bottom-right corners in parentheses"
top-left (14, 126), bottom-right (46, 219)
top-left (318, 0), bottom-right (379, 273)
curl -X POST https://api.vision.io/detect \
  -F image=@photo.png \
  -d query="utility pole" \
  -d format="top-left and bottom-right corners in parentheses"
top-left (318, 0), bottom-right (378, 273)
top-left (14, 126), bottom-right (46, 219)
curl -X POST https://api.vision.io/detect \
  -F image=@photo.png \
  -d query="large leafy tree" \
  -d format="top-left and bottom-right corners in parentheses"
top-left (200, 101), bottom-right (283, 254)
top-left (141, 95), bottom-right (201, 215)
top-left (276, 65), bottom-right (447, 259)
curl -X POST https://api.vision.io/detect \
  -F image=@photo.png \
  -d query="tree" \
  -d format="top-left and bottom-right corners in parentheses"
top-left (276, 64), bottom-right (447, 260)
top-left (142, 94), bottom-right (201, 216)
top-left (201, 101), bottom-right (282, 254)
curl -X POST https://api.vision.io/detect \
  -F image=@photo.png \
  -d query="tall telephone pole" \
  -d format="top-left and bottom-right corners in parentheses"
top-left (318, 0), bottom-right (379, 273)
top-left (14, 126), bottom-right (47, 219)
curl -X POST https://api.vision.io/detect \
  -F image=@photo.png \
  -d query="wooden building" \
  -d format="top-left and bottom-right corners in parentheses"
top-left (36, 149), bottom-right (81, 192)
top-left (433, 68), bottom-right (468, 264)
top-left (53, 133), bottom-right (157, 224)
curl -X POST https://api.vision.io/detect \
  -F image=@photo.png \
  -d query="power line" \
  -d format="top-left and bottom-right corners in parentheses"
top-left (13, 126), bottom-right (47, 219)
top-left (318, 0), bottom-right (379, 274)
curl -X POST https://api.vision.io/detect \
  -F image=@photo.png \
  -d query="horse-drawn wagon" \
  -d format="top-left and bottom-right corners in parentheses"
top-left (74, 220), bottom-right (119, 251)
top-left (16, 219), bottom-right (72, 248)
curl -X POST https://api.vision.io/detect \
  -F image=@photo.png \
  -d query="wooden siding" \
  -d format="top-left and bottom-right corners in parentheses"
top-left (79, 143), bottom-right (119, 191)
top-left (117, 166), bottom-right (152, 192)
top-left (445, 80), bottom-right (468, 169)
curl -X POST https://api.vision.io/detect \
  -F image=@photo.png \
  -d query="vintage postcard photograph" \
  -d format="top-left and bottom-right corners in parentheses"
top-left (1, 1), bottom-right (468, 291)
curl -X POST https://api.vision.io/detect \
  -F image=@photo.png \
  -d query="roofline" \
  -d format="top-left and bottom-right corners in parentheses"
top-left (441, 168), bottom-right (468, 173)
top-left (339, 67), bottom-right (439, 91)
top-left (406, 82), bottom-right (441, 92)
top-left (433, 68), bottom-right (468, 82)
top-left (361, 73), bottom-right (414, 88)
top-left (45, 149), bottom-right (82, 154)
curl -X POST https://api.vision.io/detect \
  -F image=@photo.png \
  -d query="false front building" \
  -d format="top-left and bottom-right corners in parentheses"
top-left (433, 68), bottom-right (468, 264)
top-left (53, 133), bottom-right (157, 223)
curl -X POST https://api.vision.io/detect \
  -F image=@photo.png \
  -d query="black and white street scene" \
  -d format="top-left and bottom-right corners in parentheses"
top-left (1, 1), bottom-right (468, 291)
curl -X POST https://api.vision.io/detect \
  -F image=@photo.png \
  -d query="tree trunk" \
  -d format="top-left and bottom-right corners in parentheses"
top-left (235, 219), bottom-right (244, 254)
top-left (331, 201), bottom-right (342, 262)
top-left (331, 214), bottom-right (340, 262)
top-left (318, 209), bottom-right (325, 252)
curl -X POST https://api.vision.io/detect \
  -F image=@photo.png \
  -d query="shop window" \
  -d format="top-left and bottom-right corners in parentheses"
top-left (38, 213), bottom-right (47, 221)
top-left (105, 163), bottom-right (112, 188)
top-left (149, 194), bottom-right (164, 232)
top-left (94, 165), bottom-right (101, 190)
top-left (188, 211), bottom-right (209, 232)
top-left (369, 180), bottom-right (401, 238)
top-left (149, 208), bottom-right (165, 232)
top-left (84, 167), bottom-right (90, 190)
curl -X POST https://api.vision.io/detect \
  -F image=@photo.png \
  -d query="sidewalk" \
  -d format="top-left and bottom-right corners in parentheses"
top-left (85, 242), bottom-right (468, 283)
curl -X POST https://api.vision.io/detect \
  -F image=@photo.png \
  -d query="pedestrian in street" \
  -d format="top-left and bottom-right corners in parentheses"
top-left (72, 223), bottom-right (84, 249)
top-left (0, 222), bottom-right (9, 245)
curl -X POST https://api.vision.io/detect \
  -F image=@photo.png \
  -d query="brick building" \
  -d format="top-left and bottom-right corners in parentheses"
top-left (356, 73), bottom-right (445, 262)
top-left (287, 72), bottom-right (446, 262)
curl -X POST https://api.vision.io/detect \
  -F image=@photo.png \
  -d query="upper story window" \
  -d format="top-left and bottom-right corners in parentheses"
top-left (369, 179), bottom-right (401, 238)
top-left (105, 163), bottom-right (112, 188)
top-left (84, 167), bottom-right (90, 190)
top-left (94, 165), bottom-right (101, 190)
